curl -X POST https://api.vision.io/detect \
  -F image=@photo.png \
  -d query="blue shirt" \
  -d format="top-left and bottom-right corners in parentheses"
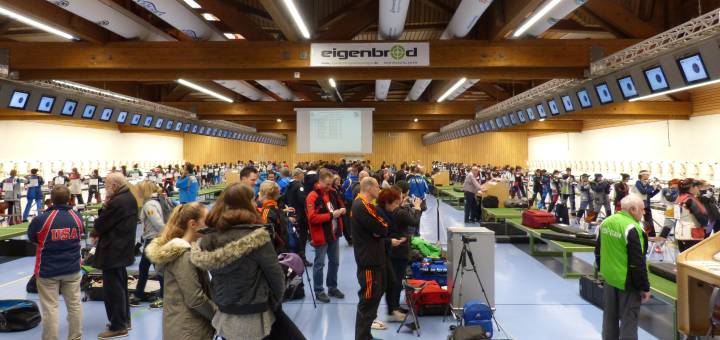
top-left (342, 175), bottom-right (359, 201)
top-left (176, 175), bottom-right (199, 203)
top-left (278, 177), bottom-right (291, 195)
top-left (27, 205), bottom-right (83, 278)
top-left (408, 175), bottom-right (429, 199)
top-left (26, 175), bottom-right (45, 199)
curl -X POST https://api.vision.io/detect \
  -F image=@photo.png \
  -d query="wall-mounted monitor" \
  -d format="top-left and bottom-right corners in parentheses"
top-left (502, 115), bottom-right (511, 127)
top-left (174, 121), bottom-right (183, 131)
top-left (183, 123), bottom-right (191, 133)
top-left (561, 95), bottom-right (574, 112)
top-left (526, 107), bottom-right (536, 121)
top-left (61, 100), bottom-right (78, 116)
top-left (37, 96), bottom-right (56, 113)
top-left (595, 83), bottom-right (613, 104)
top-left (509, 112), bottom-right (518, 125)
top-left (153, 117), bottom-right (164, 129)
top-left (165, 120), bottom-right (174, 130)
top-left (677, 53), bottom-right (709, 85)
top-left (199, 126), bottom-right (206, 134)
top-left (517, 110), bottom-right (527, 123)
top-left (494, 117), bottom-right (503, 128)
top-left (547, 100), bottom-right (559, 116)
top-left (99, 108), bottom-right (113, 122)
top-left (116, 111), bottom-right (128, 124)
top-left (143, 116), bottom-right (154, 128)
top-left (130, 113), bottom-right (142, 126)
top-left (576, 89), bottom-right (592, 108)
top-left (617, 75), bottom-right (639, 99)
top-left (81, 104), bottom-right (97, 119)
top-left (643, 65), bottom-right (670, 92)
top-left (8, 90), bottom-right (30, 110)
top-left (191, 124), bottom-right (198, 134)
top-left (536, 104), bottom-right (548, 118)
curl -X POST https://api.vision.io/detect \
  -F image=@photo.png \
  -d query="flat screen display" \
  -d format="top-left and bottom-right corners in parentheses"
top-left (643, 65), bottom-right (670, 92)
top-left (174, 121), bottom-right (183, 131)
top-left (502, 115), bottom-right (511, 127)
top-left (577, 89), bottom-right (592, 108)
top-left (99, 108), bottom-right (113, 122)
top-left (561, 95), bottom-right (574, 112)
top-left (526, 107), bottom-right (536, 121)
top-left (537, 104), bottom-right (547, 118)
top-left (81, 104), bottom-right (97, 119)
top-left (547, 100), bottom-right (560, 116)
top-left (486, 121), bottom-right (492, 130)
top-left (116, 111), bottom-right (128, 124)
top-left (518, 110), bottom-right (527, 123)
top-left (509, 112), bottom-right (518, 125)
top-left (199, 126), bottom-right (206, 134)
top-left (494, 117), bottom-right (503, 128)
top-left (8, 90), bottom-right (29, 109)
top-left (143, 116), bottom-right (154, 128)
top-left (130, 113), bottom-right (142, 126)
top-left (183, 123), bottom-right (191, 133)
top-left (61, 100), bottom-right (78, 116)
top-left (617, 75), bottom-right (638, 99)
top-left (37, 96), bottom-right (56, 113)
top-left (165, 120), bottom-right (174, 130)
top-left (153, 117), bottom-right (164, 129)
top-left (677, 53), bottom-right (709, 85)
top-left (595, 83), bottom-right (613, 104)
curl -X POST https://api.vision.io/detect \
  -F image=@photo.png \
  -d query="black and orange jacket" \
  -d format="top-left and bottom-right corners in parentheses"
top-left (351, 193), bottom-right (389, 268)
top-left (306, 184), bottom-right (344, 247)
top-left (260, 200), bottom-right (289, 253)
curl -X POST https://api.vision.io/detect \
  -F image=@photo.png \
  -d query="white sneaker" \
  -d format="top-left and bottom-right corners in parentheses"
top-left (387, 310), bottom-right (406, 323)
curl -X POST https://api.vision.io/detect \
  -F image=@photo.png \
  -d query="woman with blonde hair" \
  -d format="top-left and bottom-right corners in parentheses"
top-left (258, 180), bottom-right (290, 253)
top-left (146, 202), bottom-right (217, 340)
top-left (130, 181), bottom-right (165, 307)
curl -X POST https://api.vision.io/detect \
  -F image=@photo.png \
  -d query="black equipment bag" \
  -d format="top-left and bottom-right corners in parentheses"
top-left (481, 196), bottom-right (499, 209)
top-left (448, 325), bottom-right (490, 340)
top-left (480, 222), bottom-right (529, 244)
top-left (283, 275), bottom-right (305, 301)
top-left (554, 203), bottom-right (570, 225)
top-left (579, 275), bottom-right (604, 308)
top-left (649, 262), bottom-right (677, 282)
top-left (542, 231), bottom-right (597, 247)
top-left (504, 198), bottom-right (529, 209)
top-left (0, 239), bottom-right (36, 257)
top-left (0, 300), bottom-right (41, 332)
top-left (548, 224), bottom-right (595, 239)
top-left (25, 276), bottom-right (37, 294)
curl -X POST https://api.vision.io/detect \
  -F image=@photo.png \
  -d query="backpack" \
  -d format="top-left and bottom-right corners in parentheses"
top-left (0, 300), bottom-right (41, 332)
top-left (156, 196), bottom-right (176, 223)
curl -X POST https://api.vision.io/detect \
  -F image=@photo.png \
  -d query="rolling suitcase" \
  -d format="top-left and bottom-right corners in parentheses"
top-left (579, 275), bottom-right (604, 308)
top-left (521, 210), bottom-right (556, 229)
top-left (0, 300), bottom-right (41, 332)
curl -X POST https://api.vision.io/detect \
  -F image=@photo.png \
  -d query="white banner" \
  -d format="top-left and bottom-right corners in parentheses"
top-left (310, 42), bottom-right (429, 67)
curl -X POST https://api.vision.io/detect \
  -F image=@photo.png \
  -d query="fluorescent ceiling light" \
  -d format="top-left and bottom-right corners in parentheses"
top-left (283, 0), bottom-right (311, 39)
top-left (202, 13), bottom-right (220, 21)
top-left (52, 80), bottom-right (138, 102)
top-left (629, 78), bottom-right (720, 102)
top-left (0, 6), bottom-right (75, 40)
top-left (329, 78), bottom-right (337, 88)
top-left (437, 77), bottom-right (467, 103)
top-left (183, 0), bottom-right (202, 9)
top-left (223, 33), bottom-right (245, 40)
top-left (177, 79), bottom-right (234, 103)
top-left (513, 0), bottom-right (562, 37)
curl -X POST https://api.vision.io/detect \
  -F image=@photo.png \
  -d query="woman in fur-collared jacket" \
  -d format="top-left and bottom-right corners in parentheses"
top-left (191, 183), bottom-right (285, 340)
top-left (145, 202), bottom-right (217, 340)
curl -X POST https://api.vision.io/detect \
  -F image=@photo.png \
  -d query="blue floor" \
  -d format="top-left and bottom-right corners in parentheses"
top-left (0, 196), bottom-right (664, 339)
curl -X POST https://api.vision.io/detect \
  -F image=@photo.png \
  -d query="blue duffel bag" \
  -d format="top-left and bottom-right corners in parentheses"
top-left (463, 300), bottom-right (493, 338)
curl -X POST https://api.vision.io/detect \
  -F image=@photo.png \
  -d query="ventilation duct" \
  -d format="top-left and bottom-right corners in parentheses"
top-left (130, 0), bottom-right (223, 40)
top-left (213, 80), bottom-right (274, 101)
top-left (375, 0), bottom-right (410, 101)
top-left (524, 0), bottom-right (588, 37)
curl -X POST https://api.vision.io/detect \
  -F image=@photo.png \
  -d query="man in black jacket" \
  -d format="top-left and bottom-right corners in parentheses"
top-left (93, 173), bottom-right (138, 339)
top-left (285, 168), bottom-right (312, 266)
top-left (304, 163), bottom-right (320, 193)
top-left (351, 177), bottom-right (388, 340)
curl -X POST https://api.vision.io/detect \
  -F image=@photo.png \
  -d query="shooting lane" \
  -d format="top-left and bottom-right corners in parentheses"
top-left (0, 0), bottom-right (718, 340)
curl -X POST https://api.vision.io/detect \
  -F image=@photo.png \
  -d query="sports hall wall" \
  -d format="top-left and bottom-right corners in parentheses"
top-left (184, 131), bottom-right (528, 166)
top-left (528, 85), bottom-right (720, 164)
top-left (0, 120), bottom-right (183, 167)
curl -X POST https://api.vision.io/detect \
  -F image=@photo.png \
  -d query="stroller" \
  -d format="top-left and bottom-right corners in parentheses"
top-left (278, 253), bottom-right (316, 308)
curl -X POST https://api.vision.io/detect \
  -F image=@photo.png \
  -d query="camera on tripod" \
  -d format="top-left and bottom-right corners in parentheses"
top-left (461, 235), bottom-right (477, 243)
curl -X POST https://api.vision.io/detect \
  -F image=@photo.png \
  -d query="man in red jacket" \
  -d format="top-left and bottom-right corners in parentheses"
top-left (306, 169), bottom-right (347, 303)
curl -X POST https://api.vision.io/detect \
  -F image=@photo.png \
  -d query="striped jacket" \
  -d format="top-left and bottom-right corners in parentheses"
top-left (27, 205), bottom-right (84, 278)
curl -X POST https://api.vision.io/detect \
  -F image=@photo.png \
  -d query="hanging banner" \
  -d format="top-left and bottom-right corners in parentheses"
top-left (310, 42), bottom-right (429, 67)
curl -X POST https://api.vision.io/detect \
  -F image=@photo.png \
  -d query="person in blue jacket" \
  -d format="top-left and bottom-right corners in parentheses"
top-left (342, 167), bottom-right (360, 205)
top-left (539, 170), bottom-right (551, 209)
top-left (277, 167), bottom-right (291, 195)
top-left (408, 166), bottom-right (429, 200)
top-left (176, 164), bottom-right (199, 204)
top-left (634, 170), bottom-right (662, 236)
top-left (27, 185), bottom-right (84, 340)
top-left (23, 168), bottom-right (45, 222)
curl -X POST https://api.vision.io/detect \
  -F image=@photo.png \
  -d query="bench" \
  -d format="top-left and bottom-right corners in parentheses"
top-left (483, 207), bottom-right (524, 221)
top-left (435, 185), bottom-right (464, 208)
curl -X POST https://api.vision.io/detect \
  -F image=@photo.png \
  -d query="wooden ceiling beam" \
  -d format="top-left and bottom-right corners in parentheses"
top-left (546, 19), bottom-right (608, 34)
top-left (418, 0), bottom-right (455, 16)
top-left (259, 0), bottom-right (302, 41)
top-left (314, 0), bottom-right (378, 41)
top-left (502, 120), bottom-right (583, 132)
top-left (551, 101), bottom-right (692, 120)
top-left (0, 0), bottom-right (123, 43)
top-left (285, 82), bottom-right (322, 101)
top-left (197, 0), bottom-right (275, 40)
top-left (489, 0), bottom-right (546, 40)
top-left (243, 120), bottom-right (449, 132)
top-left (584, 0), bottom-right (662, 38)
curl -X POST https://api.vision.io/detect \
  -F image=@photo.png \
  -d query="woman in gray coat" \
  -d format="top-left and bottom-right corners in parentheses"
top-left (146, 202), bottom-right (216, 340)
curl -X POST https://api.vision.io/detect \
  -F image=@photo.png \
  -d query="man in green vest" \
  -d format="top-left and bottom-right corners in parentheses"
top-left (595, 194), bottom-right (651, 340)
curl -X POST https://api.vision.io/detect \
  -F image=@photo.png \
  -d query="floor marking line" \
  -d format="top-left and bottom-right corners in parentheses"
top-left (0, 275), bottom-right (32, 288)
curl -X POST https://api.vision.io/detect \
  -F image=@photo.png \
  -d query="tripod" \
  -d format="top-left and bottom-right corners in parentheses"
top-left (443, 236), bottom-right (492, 325)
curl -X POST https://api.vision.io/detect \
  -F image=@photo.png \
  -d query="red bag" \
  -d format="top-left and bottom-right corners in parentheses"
top-left (406, 279), bottom-right (450, 316)
top-left (691, 227), bottom-right (705, 240)
top-left (522, 210), bottom-right (556, 229)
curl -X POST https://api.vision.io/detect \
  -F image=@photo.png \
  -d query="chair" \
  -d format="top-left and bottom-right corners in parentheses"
top-left (398, 279), bottom-right (426, 337)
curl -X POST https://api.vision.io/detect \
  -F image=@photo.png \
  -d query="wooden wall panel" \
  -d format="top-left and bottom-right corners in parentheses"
top-left (183, 132), bottom-right (529, 167)
top-left (691, 83), bottom-right (720, 116)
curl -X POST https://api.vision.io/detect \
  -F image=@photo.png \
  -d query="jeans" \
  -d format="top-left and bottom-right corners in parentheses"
top-left (135, 238), bottom-right (164, 299)
top-left (87, 187), bottom-right (101, 205)
top-left (103, 267), bottom-right (130, 331)
top-left (22, 197), bottom-right (44, 221)
top-left (538, 188), bottom-right (550, 209)
top-left (464, 192), bottom-right (478, 222)
top-left (37, 272), bottom-right (82, 340)
top-left (70, 194), bottom-right (84, 206)
top-left (313, 240), bottom-right (339, 293)
top-left (562, 194), bottom-right (576, 213)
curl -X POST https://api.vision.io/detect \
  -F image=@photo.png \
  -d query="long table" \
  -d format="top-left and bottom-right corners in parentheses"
top-left (435, 185), bottom-right (464, 208)
top-left (0, 222), bottom-right (29, 240)
top-left (506, 218), bottom-right (595, 278)
top-left (648, 272), bottom-right (679, 339)
top-left (483, 207), bottom-right (524, 221)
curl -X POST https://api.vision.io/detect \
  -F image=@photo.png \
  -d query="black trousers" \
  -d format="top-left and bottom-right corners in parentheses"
top-left (344, 198), bottom-right (354, 243)
top-left (643, 206), bottom-right (655, 237)
top-left (562, 194), bottom-right (576, 213)
top-left (386, 257), bottom-right (407, 315)
top-left (135, 238), bottom-right (164, 299)
top-left (602, 285), bottom-right (641, 340)
top-left (86, 187), bottom-right (101, 205)
top-left (355, 265), bottom-right (384, 340)
top-left (103, 267), bottom-right (130, 331)
top-left (296, 220), bottom-right (309, 259)
top-left (71, 194), bottom-right (84, 205)
top-left (464, 192), bottom-right (478, 222)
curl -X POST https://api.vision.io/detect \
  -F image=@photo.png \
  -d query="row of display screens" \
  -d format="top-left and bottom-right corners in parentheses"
top-left (434, 52), bottom-right (711, 141)
top-left (6, 91), bottom-right (278, 143)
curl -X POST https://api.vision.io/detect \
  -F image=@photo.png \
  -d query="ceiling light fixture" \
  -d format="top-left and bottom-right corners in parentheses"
top-left (201, 13), bottom-right (220, 21)
top-left (183, 0), bottom-right (202, 9)
top-left (283, 0), bottom-right (311, 39)
top-left (177, 79), bottom-right (234, 103)
top-left (223, 33), bottom-right (245, 40)
top-left (413, 118), bottom-right (419, 122)
top-left (276, 118), bottom-right (283, 123)
top-left (437, 78), bottom-right (467, 103)
top-left (52, 80), bottom-right (138, 102)
top-left (513, 0), bottom-right (562, 37)
top-left (0, 6), bottom-right (75, 40)
top-left (539, 118), bottom-right (546, 122)
top-left (629, 78), bottom-right (720, 102)
top-left (329, 78), bottom-right (337, 88)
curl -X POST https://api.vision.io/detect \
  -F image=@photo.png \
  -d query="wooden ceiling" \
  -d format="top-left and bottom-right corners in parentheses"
top-left (0, 0), bottom-right (715, 134)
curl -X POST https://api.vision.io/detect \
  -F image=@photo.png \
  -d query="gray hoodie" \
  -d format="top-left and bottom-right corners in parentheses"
top-left (140, 199), bottom-right (164, 240)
